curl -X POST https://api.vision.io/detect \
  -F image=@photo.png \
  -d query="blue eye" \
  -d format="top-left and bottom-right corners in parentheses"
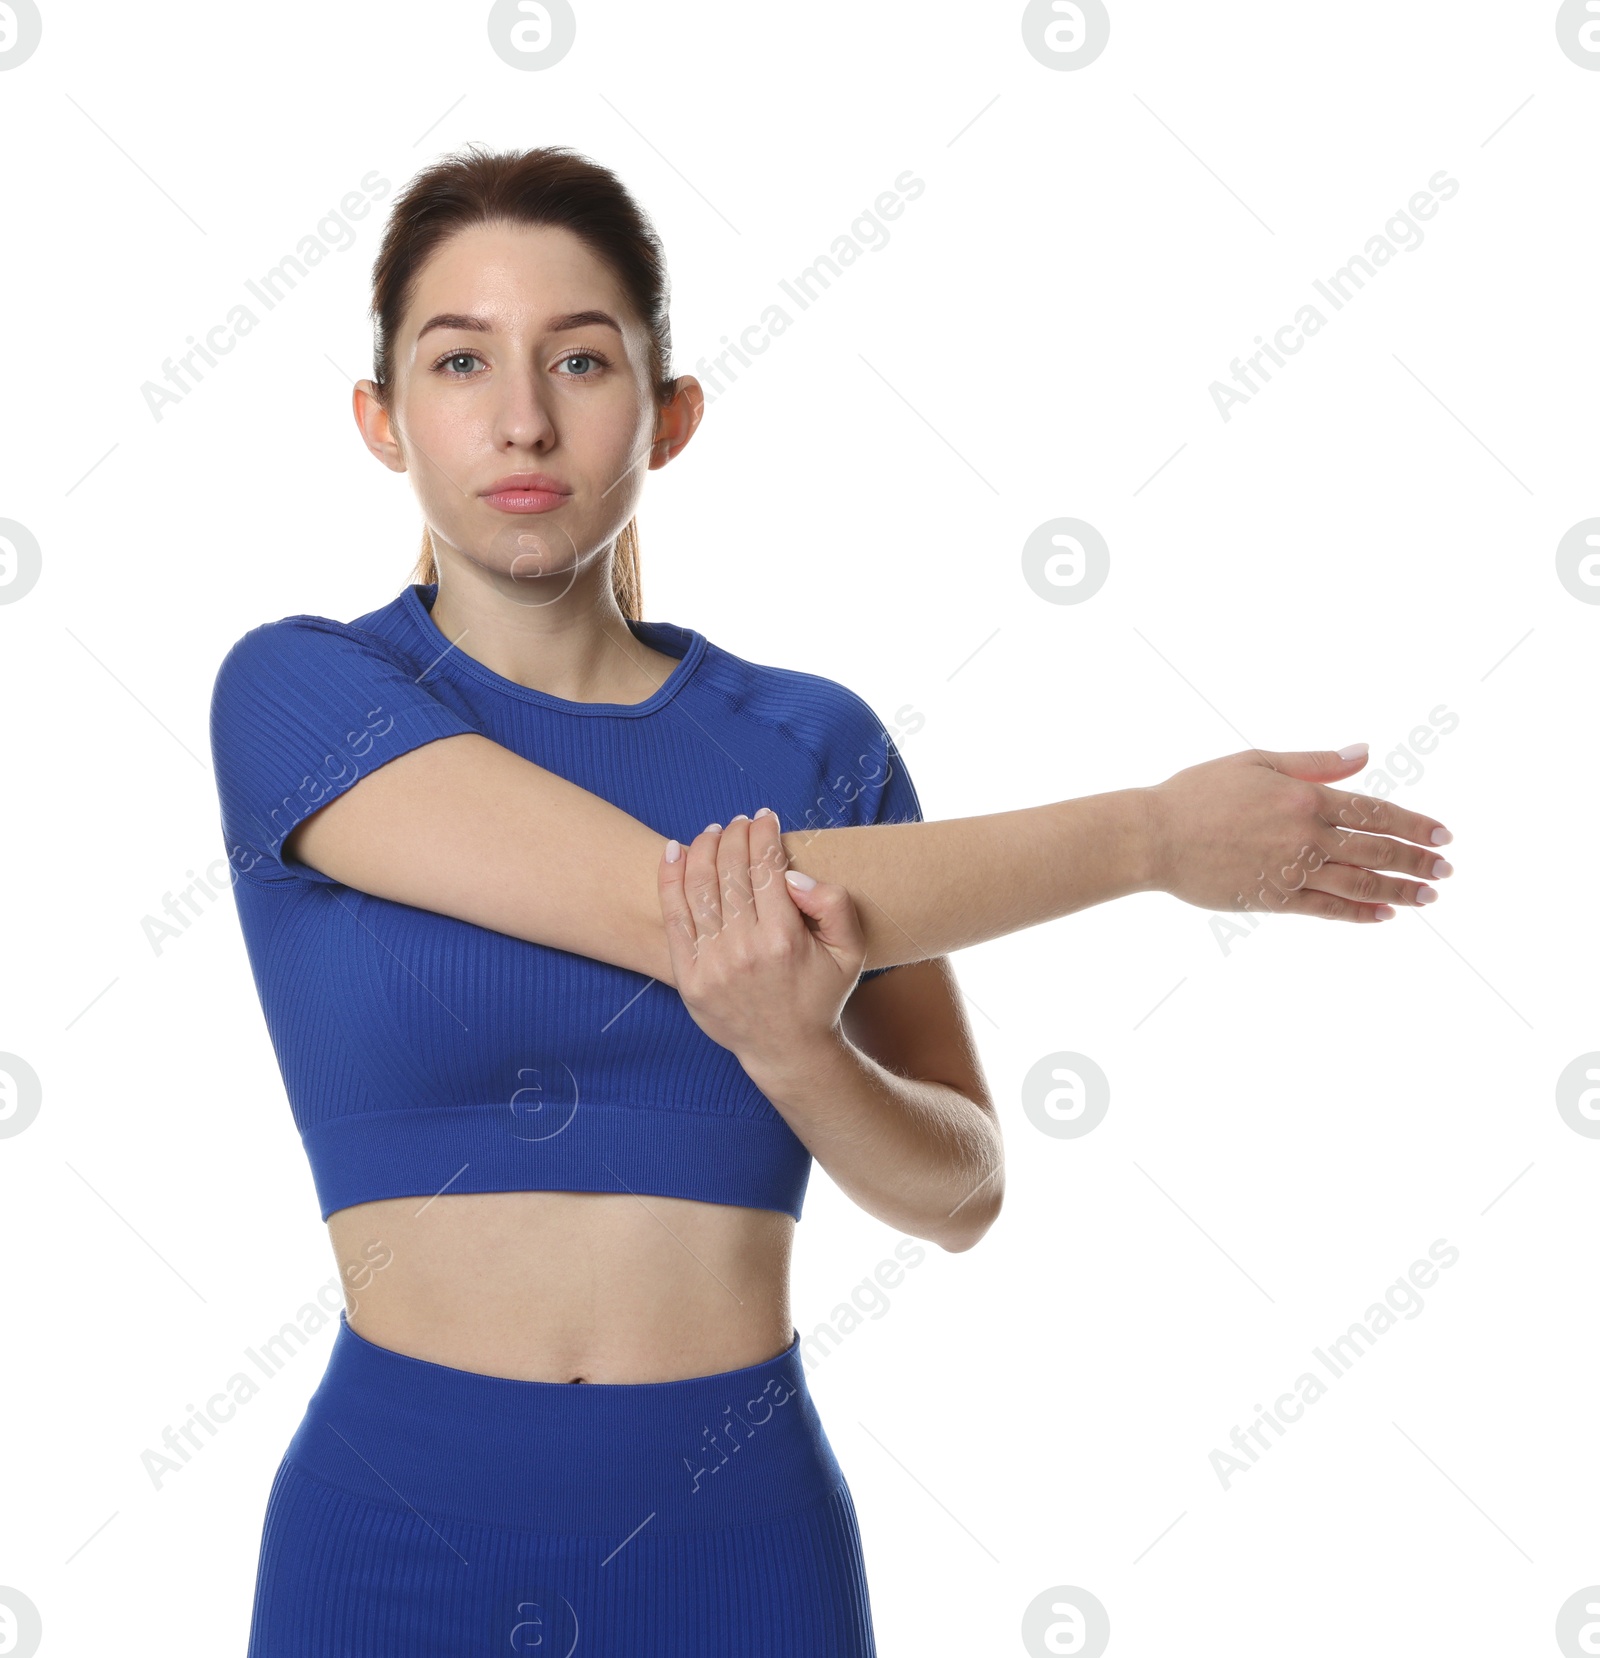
top-left (428, 346), bottom-right (611, 379)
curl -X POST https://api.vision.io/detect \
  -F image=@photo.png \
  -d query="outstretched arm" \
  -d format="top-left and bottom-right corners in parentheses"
top-left (285, 731), bottom-right (1451, 984)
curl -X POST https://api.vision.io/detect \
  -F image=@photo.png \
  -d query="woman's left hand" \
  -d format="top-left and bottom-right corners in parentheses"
top-left (658, 809), bottom-right (865, 1072)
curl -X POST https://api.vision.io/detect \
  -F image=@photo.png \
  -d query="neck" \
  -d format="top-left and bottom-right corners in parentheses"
top-left (425, 558), bottom-right (667, 704)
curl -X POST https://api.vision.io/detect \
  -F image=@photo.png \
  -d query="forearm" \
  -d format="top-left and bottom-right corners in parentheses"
top-left (612, 788), bottom-right (1155, 985)
top-left (740, 1029), bottom-right (1004, 1252)
top-left (779, 787), bottom-right (1157, 974)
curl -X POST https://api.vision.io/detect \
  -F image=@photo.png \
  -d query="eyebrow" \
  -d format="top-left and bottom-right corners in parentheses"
top-left (415, 309), bottom-right (623, 341)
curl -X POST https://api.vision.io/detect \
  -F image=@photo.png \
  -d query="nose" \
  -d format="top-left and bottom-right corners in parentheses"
top-left (491, 366), bottom-right (558, 452)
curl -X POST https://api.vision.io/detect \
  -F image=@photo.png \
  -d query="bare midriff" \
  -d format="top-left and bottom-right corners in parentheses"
top-left (326, 1189), bottom-right (796, 1383)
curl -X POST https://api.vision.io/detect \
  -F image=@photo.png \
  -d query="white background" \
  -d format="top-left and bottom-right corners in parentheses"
top-left (1, 2), bottom-right (1595, 1653)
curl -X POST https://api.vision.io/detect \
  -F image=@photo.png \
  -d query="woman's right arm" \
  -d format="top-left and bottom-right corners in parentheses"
top-left (286, 731), bottom-right (1452, 986)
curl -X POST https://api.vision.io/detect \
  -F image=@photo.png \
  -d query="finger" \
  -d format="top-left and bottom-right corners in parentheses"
top-left (1252, 746), bottom-right (1372, 783)
top-left (1260, 888), bottom-right (1395, 923)
top-left (1314, 787), bottom-right (1452, 851)
top-left (1312, 826), bottom-right (1454, 884)
top-left (746, 806), bottom-right (791, 925)
top-left (1298, 860), bottom-right (1437, 909)
top-left (716, 815), bottom-right (758, 933)
top-left (656, 836), bottom-right (701, 972)
top-left (782, 871), bottom-right (869, 966)
top-left (1265, 838), bottom-right (1438, 909)
top-left (684, 824), bottom-right (725, 939)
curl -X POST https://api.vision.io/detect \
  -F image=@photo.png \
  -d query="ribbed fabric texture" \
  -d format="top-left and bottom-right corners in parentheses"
top-left (208, 583), bottom-right (923, 1223)
top-left (246, 1314), bottom-right (877, 1656)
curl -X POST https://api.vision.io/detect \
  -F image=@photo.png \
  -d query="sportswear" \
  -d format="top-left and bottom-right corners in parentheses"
top-left (245, 1312), bottom-right (876, 1656)
top-left (208, 583), bottom-right (923, 1224)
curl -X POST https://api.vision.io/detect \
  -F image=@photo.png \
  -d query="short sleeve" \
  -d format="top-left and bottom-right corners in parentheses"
top-left (209, 615), bottom-right (482, 885)
top-left (825, 688), bottom-right (924, 983)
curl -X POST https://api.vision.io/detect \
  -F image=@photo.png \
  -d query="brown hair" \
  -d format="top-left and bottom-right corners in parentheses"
top-left (367, 144), bottom-right (678, 621)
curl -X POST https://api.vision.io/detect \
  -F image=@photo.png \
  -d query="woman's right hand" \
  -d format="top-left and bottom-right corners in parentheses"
top-left (1141, 745), bottom-right (1454, 922)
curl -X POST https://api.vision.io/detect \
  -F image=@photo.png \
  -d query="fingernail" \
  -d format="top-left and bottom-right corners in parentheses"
top-left (1374, 904), bottom-right (1395, 920)
top-left (729, 813), bottom-right (748, 823)
top-left (785, 869), bottom-right (816, 890)
top-left (1430, 827), bottom-right (1452, 845)
top-left (1337, 743), bottom-right (1368, 761)
top-left (754, 807), bottom-right (775, 820)
top-left (705, 822), bottom-right (722, 833)
top-left (1416, 886), bottom-right (1437, 904)
top-left (1432, 858), bottom-right (1452, 879)
top-left (664, 839), bottom-right (680, 863)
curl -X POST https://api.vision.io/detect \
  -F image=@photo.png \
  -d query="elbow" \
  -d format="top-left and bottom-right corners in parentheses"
top-left (935, 1167), bottom-right (1005, 1255)
top-left (938, 1107), bottom-right (1004, 1253)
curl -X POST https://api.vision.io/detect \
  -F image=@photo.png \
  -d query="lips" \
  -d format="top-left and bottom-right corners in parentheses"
top-left (481, 473), bottom-right (571, 514)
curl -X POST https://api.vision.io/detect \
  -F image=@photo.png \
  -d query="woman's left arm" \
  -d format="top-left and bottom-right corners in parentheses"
top-left (660, 814), bottom-right (1003, 1253)
top-left (768, 957), bottom-right (1003, 1252)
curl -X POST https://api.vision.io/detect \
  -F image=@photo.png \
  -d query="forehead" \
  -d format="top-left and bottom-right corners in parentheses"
top-left (406, 219), bottom-right (630, 331)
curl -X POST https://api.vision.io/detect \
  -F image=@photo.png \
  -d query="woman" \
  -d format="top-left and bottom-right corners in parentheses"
top-left (210, 144), bottom-right (1452, 1657)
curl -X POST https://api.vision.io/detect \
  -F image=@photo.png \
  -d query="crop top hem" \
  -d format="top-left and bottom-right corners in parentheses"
top-left (303, 1100), bottom-right (812, 1224)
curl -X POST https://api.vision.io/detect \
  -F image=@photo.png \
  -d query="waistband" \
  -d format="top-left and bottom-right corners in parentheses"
top-left (282, 1312), bottom-right (843, 1536)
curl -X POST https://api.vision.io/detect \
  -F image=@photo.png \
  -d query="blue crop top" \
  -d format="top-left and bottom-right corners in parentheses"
top-left (208, 583), bottom-right (923, 1224)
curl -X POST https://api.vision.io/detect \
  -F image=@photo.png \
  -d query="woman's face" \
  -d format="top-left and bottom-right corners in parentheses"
top-left (368, 218), bottom-right (691, 596)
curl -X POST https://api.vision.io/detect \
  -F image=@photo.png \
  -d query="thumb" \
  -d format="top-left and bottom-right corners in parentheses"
top-left (1252, 742), bottom-right (1368, 782)
top-left (783, 870), bottom-right (866, 956)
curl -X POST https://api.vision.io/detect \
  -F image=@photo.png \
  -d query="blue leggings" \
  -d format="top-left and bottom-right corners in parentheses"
top-left (245, 1312), bottom-right (876, 1655)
